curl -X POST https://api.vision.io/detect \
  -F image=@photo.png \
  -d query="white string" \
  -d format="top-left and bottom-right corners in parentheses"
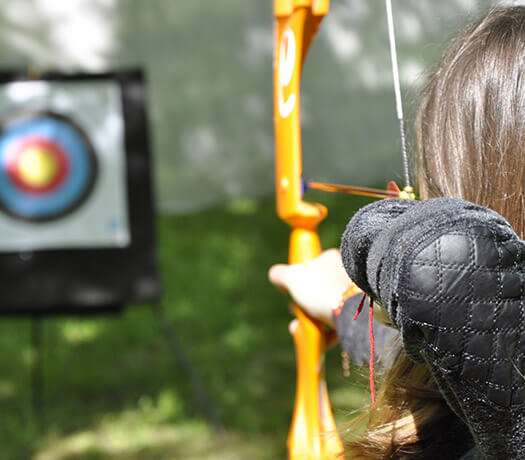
top-left (386, 0), bottom-right (403, 120)
top-left (385, 0), bottom-right (411, 189)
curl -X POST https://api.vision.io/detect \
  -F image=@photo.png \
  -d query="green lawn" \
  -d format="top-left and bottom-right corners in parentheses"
top-left (0, 192), bottom-right (375, 459)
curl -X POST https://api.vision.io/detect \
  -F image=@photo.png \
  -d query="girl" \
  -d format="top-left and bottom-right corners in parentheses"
top-left (270, 7), bottom-right (524, 459)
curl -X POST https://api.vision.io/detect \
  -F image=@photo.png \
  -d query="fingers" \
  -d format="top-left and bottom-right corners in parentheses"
top-left (316, 248), bottom-right (341, 262)
top-left (268, 264), bottom-right (290, 292)
top-left (289, 318), bottom-right (298, 335)
top-left (269, 249), bottom-right (349, 327)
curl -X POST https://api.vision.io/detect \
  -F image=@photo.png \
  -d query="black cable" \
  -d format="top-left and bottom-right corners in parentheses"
top-left (30, 316), bottom-right (45, 432)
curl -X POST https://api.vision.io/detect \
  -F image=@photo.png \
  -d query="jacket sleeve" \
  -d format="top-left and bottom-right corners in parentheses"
top-left (333, 292), bottom-right (397, 369)
top-left (340, 197), bottom-right (525, 460)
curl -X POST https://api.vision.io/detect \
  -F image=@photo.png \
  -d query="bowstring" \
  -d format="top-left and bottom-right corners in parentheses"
top-left (303, 1), bottom-right (416, 200)
top-left (385, 0), bottom-right (411, 191)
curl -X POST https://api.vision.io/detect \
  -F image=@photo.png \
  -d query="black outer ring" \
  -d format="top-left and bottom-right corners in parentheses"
top-left (0, 110), bottom-right (99, 223)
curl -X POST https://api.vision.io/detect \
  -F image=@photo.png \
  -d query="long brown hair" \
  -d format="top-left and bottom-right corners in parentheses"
top-left (345, 7), bottom-right (525, 459)
top-left (417, 6), bottom-right (524, 238)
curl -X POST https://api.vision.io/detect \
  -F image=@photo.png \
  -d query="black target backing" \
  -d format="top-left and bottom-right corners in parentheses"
top-left (0, 70), bottom-right (160, 315)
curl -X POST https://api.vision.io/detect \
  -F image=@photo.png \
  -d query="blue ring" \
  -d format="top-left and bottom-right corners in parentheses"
top-left (0, 116), bottom-right (96, 220)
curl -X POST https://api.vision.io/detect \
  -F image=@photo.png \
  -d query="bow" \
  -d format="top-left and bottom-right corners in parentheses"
top-left (273, 1), bottom-right (415, 457)
top-left (273, 1), bottom-right (350, 458)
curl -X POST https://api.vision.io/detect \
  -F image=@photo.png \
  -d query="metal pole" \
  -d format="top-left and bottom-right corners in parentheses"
top-left (30, 316), bottom-right (44, 432)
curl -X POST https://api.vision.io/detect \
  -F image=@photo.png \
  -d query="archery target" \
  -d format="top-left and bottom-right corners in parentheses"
top-left (0, 71), bottom-right (159, 315)
top-left (0, 78), bottom-right (130, 252)
top-left (0, 112), bottom-right (98, 222)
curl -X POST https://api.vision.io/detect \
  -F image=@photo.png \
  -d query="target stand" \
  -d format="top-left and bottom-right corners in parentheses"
top-left (0, 70), bottom-right (160, 428)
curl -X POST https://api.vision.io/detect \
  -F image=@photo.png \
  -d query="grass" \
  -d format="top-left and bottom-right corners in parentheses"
top-left (0, 192), bottom-right (376, 459)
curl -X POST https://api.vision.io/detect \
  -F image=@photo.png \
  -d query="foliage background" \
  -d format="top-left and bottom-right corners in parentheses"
top-left (0, 194), bottom-right (376, 459)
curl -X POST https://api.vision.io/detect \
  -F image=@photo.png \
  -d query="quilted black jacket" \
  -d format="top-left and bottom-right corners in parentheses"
top-left (337, 198), bottom-right (525, 460)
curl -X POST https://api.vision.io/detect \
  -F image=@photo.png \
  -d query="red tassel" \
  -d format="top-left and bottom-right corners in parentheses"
top-left (353, 293), bottom-right (367, 321)
top-left (353, 293), bottom-right (377, 403)
top-left (369, 297), bottom-right (376, 403)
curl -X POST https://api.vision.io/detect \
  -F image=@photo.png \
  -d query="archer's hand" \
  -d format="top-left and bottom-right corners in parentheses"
top-left (268, 249), bottom-right (353, 327)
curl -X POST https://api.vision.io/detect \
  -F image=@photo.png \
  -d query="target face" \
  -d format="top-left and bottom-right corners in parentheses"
top-left (0, 112), bottom-right (98, 222)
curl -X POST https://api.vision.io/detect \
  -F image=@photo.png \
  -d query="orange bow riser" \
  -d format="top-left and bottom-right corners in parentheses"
top-left (273, 1), bottom-right (352, 458)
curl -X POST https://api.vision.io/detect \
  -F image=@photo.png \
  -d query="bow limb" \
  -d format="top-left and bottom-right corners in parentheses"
top-left (273, 1), bottom-right (343, 458)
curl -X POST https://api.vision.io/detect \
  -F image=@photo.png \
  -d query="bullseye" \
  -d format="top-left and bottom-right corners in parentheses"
top-left (5, 138), bottom-right (68, 194)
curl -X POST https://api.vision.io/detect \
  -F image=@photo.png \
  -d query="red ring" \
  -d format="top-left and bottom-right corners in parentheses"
top-left (4, 137), bottom-right (69, 194)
